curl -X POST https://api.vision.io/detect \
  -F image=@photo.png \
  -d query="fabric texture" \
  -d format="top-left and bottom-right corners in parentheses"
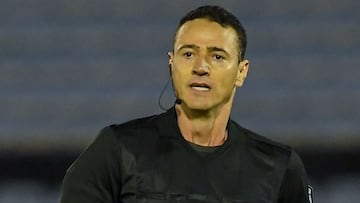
top-left (60, 107), bottom-right (310, 203)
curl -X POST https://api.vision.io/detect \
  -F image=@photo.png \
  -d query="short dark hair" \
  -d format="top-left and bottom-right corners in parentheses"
top-left (175, 5), bottom-right (247, 61)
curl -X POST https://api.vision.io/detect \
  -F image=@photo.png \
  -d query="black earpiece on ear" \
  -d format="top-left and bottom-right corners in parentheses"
top-left (169, 64), bottom-right (172, 75)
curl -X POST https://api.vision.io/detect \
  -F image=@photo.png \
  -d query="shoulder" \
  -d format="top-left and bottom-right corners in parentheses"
top-left (106, 113), bottom-right (160, 134)
top-left (94, 112), bottom-right (166, 151)
top-left (230, 120), bottom-right (308, 176)
top-left (230, 121), bottom-right (292, 158)
top-left (230, 121), bottom-right (310, 201)
top-left (228, 120), bottom-right (309, 179)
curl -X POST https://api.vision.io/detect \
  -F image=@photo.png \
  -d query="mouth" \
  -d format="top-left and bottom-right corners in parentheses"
top-left (190, 83), bottom-right (211, 91)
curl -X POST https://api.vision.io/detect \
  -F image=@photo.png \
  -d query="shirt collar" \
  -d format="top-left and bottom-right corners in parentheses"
top-left (155, 106), bottom-right (242, 142)
top-left (155, 106), bottom-right (247, 154)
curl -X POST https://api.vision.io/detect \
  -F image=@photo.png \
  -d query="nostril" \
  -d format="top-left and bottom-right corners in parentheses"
top-left (192, 66), bottom-right (209, 76)
top-left (192, 70), bottom-right (208, 76)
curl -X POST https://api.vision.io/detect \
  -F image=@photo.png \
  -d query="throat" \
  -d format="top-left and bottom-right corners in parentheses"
top-left (188, 128), bottom-right (228, 147)
top-left (175, 104), bottom-right (230, 146)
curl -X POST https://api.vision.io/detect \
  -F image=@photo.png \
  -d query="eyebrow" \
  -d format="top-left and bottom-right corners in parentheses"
top-left (177, 44), bottom-right (230, 56)
top-left (177, 44), bottom-right (200, 51)
top-left (207, 46), bottom-right (229, 56)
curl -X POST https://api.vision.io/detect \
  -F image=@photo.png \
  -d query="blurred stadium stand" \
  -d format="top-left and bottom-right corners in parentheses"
top-left (0, 0), bottom-right (359, 202)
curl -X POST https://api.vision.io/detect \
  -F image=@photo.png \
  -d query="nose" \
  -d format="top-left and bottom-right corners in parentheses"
top-left (192, 57), bottom-right (209, 76)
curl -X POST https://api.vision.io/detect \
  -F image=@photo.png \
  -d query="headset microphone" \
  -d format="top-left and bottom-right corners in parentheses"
top-left (175, 98), bottom-right (182, 104)
top-left (169, 64), bottom-right (182, 105)
top-left (158, 64), bottom-right (183, 110)
top-left (158, 74), bottom-right (171, 111)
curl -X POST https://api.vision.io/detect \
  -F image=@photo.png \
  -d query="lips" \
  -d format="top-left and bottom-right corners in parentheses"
top-left (190, 82), bottom-right (211, 91)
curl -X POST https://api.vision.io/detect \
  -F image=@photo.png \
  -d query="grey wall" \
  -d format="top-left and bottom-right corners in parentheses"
top-left (1, 0), bottom-right (359, 151)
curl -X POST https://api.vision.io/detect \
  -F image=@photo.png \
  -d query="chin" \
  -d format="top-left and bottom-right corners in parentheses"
top-left (183, 101), bottom-right (212, 111)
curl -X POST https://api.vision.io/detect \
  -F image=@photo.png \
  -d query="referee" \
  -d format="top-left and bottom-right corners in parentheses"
top-left (60, 5), bottom-right (312, 203)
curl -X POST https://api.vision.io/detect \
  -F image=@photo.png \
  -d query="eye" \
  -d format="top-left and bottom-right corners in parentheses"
top-left (183, 52), bottom-right (193, 58)
top-left (213, 54), bottom-right (225, 61)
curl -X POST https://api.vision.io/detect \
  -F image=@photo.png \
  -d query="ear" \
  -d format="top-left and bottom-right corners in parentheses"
top-left (235, 60), bottom-right (249, 87)
top-left (167, 51), bottom-right (174, 71)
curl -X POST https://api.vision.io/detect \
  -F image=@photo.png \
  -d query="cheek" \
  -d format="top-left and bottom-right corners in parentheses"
top-left (171, 70), bottom-right (187, 89)
top-left (218, 69), bottom-right (238, 86)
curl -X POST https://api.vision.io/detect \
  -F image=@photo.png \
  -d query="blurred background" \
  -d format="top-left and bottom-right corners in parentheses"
top-left (0, 0), bottom-right (359, 202)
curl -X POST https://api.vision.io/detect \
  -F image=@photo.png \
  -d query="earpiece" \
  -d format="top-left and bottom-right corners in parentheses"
top-left (169, 64), bottom-right (172, 75)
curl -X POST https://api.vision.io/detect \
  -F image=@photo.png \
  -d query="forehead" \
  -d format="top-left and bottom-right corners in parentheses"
top-left (174, 19), bottom-right (238, 52)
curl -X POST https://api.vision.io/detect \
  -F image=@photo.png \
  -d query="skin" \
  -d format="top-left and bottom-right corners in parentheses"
top-left (168, 18), bottom-right (249, 146)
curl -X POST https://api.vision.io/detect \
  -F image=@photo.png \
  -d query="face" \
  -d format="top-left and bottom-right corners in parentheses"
top-left (168, 19), bottom-right (249, 112)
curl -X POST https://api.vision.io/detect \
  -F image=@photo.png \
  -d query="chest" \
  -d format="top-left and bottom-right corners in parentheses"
top-left (119, 140), bottom-right (285, 203)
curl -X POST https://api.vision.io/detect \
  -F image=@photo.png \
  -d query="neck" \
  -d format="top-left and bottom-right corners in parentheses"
top-left (175, 99), bottom-right (233, 147)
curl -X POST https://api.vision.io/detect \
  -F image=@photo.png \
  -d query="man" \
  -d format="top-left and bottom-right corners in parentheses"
top-left (60, 5), bottom-right (312, 203)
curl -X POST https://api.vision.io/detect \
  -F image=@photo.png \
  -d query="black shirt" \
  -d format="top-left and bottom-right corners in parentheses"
top-left (60, 107), bottom-right (311, 203)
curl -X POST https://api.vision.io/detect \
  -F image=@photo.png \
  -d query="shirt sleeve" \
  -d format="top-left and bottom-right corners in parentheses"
top-left (60, 127), bottom-right (122, 203)
top-left (278, 149), bottom-right (312, 203)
